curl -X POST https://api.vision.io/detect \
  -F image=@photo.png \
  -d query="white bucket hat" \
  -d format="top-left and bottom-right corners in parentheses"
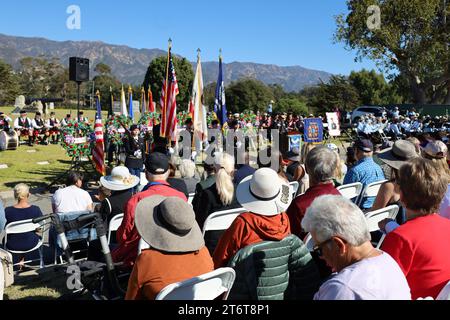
top-left (236, 168), bottom-right (292, 216)
top-left (100, 166), bottom-right (140, 191)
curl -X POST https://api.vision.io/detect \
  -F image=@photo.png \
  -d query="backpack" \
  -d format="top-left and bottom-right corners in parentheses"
top-left (0, 248), bottom-right (14, 288)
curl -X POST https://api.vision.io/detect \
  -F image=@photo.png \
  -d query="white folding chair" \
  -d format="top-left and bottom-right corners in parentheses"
top-left (188, 193), bottom-right (196, 205)
top-left (156, 267), bottom-right (236, 300)
top-left (357, 180), bottom-right (388, 207)
top-left (437, 280), bottom-right (450, 300)
top-left (202, 208), bottom-right (247, 237)
top-left (364, 205), bottom-right (399, 249)
top-left (303, 233), bottom-right (314, 252)
top-left (108, 213), bottom-right (124, 245)
top-left (337, 182), bottom-right (363, 201)
top-left (289, 181), bottom-right (299, 199)
top-left (3, 219), bottom-right (45, 268)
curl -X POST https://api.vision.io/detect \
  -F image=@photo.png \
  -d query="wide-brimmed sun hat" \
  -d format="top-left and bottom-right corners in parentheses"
top-left (377, 140), bottom-right (419, 170)
top-left (236, 168), bottom-right (292, 216)
top-left (100, 166), bottom-right (140, 191)
top-left (134, 196), bottom-right (204, 253)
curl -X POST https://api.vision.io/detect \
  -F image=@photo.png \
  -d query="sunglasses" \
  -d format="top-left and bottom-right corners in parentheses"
top-left (312, 238), bottom-right (333, 257)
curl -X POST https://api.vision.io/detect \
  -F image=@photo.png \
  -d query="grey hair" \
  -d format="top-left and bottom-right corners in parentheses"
top-left (305, 146), bottom-right (338, 182)
top-left (179, 159), bottom-right (196, 178)
top-left (301, 195), bottom-right (370, 246)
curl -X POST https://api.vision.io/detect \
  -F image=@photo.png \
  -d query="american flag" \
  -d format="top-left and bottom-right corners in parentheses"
top-left (160, 47), bottom-right (179, 141)
top-left (92, 92), bottom-right (106, 176)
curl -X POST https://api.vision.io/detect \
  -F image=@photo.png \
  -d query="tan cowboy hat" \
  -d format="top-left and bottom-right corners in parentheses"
top-left (100, 166), bottom-right (140, 191)
top-left (236, 168), bottom-right (292, 216)
top-left (134, 196), bottom-right (204, 253)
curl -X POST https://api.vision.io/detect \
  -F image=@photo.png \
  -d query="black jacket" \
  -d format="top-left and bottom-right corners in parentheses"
top-left (124, 135), bottom-right (145, 169)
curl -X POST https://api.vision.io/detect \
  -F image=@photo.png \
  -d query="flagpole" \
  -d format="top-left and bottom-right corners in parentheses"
top-left (162, 38), bottom-right (172, 138)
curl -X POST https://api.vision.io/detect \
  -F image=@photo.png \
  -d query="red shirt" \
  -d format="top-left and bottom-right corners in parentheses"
top-left (286, 183), bottom-right (341, 237)
top-left (213, 212), bottom-right (291, 268)
top-left (382, 214), bottom-right (450, 299)
top-left (111, 181), bottom-right (187, 267)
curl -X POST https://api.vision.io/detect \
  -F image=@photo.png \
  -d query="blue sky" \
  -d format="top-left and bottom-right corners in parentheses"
top-left (0, 0), bottom-right (378, 75)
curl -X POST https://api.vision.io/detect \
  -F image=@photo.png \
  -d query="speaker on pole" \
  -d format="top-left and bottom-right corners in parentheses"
top-left (69, 57), bottom-right (90, 83)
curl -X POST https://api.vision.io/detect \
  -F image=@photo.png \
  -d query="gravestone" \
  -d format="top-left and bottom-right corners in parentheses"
top-left (12, 95), bottom-right (26, 114)
top-left (23, 101), bottom-right (44, 114)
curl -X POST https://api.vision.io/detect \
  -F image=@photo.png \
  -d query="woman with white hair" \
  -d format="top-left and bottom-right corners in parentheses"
top-left (194, 153), bottom-right (241, 253)
top-left (178, 159), bottom-right (199, 195)
top-left (4, 184), bottom-right (43, 269)
top-left (302, 195), bottom-right (411, 300)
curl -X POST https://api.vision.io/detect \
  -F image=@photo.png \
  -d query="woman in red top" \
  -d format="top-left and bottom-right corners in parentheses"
top-left (382, 158), bottom-right (450, 299)
top-left (213, 168), bottom-right (293, 268)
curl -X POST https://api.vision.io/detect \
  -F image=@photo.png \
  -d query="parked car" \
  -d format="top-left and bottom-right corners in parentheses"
top-left (351, 106), bottom-right (386, 123)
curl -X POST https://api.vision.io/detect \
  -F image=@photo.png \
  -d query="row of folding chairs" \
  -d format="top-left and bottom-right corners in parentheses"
top-left (336, 180), bottom-right (387, 207)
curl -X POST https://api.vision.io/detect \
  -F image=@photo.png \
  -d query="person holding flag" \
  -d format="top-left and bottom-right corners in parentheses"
top-left (92, 91), bottom-right (106, 176)
top-left (160, 39), bottom-right (179, 144)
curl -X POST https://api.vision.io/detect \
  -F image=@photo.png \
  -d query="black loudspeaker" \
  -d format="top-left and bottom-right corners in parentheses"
top-left (69, 57), bottom-right (90, 82)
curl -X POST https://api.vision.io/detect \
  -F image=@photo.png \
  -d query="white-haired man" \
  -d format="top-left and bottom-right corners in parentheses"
top-left (302, 195), bottom-right (411, 300)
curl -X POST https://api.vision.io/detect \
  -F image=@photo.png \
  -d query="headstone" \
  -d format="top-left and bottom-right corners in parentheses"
top-left (12, 95), bottom-right (26, 114)
top-left (37, 161), bottom-right (50, 165)
top-left (27, 150), bottom-right (37, 153)
top-left (22, 100), bottom-right (44, 114)
top-left (49, 102), bottom-right (55, 110)
top-left (0, 164), bottom-right (9, 169)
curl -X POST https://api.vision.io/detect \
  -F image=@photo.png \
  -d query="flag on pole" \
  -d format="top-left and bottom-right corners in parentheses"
top-left (120, 85), bottom-right (127, 116)
top-left (128, 86), bottom-right (134, 122)
top-left (191, 49), bottom-right (207, 142)
top-left (92, 91), bottom-right (106, 176)
top-left (108, 86), bottom-right (114, 117)
top-left (160, 40), bottom-right (179, 141)
top-left (214, 51), bottom-right (228, 126)
top-left (141, 87), bottom-right (147, 115)
top-left (148, 85), bottom-right (155, 113)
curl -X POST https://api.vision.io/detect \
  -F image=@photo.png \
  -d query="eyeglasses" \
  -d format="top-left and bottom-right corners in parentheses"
top-left (312, 238), bottom-right (333, 257)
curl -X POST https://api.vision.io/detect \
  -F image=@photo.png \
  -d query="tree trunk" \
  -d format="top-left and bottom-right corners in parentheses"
top-left (444, 82), bottom-right (450, 105)
top-left (410, 81), bottom-right (427, 104)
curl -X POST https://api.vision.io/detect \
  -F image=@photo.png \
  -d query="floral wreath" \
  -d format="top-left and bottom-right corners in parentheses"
top-left (177, 111), bottom-right (191, 125)
top-left (105, 114), bottom-right (133, 146)
top-left (59, 120), bottom-right (94, 158)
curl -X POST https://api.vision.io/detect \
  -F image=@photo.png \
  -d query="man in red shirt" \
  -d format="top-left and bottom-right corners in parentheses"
top-left (111, 152), bottom-right (187, 267)
top-left (381, 158), bottom-right (450, 300)
top-left (287, 146), bottom-right (341, 238)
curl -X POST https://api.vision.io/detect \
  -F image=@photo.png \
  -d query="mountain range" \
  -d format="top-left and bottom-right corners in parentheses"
top-left (0, 33), bottom-right (332, 92)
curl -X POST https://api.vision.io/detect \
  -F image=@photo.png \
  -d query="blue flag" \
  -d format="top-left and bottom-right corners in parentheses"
top-left (303, 118), bottom-right (324, 143)
top-left (214, 56), bottom-right (227, 126)
top-left (128, 87), bottom-right (134, 122)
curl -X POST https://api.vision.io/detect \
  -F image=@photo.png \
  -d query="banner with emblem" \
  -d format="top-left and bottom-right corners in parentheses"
top-left (303, 118), bottom-right (323, 143)
top-left (326, 112), bottom-right (341, 137)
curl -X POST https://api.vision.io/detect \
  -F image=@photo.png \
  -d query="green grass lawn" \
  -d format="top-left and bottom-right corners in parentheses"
top-left (0, 105), bottom-right (108, 122)
top-left (0, 143), bottom-right (72, 192)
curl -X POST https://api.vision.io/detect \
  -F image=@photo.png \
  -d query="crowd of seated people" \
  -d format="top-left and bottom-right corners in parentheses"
top-left (3, 108), bottom-right (450, 301)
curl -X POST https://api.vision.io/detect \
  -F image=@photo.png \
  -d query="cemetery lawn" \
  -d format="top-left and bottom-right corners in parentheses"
top-left (0, 106), bottom-right (107, 121)
top-left (0, 143), bottom-right (71, 192)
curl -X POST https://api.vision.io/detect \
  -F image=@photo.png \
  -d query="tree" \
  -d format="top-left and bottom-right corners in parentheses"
top-left (226, 78), bottom-right (274, 113)
top-left (0, 59), bottom-right (20, 105)
top-left (203, 82), bottom-right (217, 111)
top-left (94, 62), bottom-right (112, 75)
top-left (275, 97), bottom-right (309, 115)
top-left (93, 74), bottom-right (121, 108)
top-left (307, 75), bottom-right (361, 113)
top-left (142, 55), bottom-right (194, 112)
top-left (335, 0), bottom-right (450, 104)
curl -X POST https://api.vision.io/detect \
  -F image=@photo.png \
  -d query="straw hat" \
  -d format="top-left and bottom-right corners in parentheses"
top-left (100, 166), bottom-right (140, 191)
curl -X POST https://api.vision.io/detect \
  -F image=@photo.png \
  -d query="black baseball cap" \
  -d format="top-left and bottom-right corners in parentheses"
top-left (145, 152), bottom-right (169, 174)
top-left (355, 139), bottom-right (374, 153)
top-left (20, 110), bottom-right (27, 114)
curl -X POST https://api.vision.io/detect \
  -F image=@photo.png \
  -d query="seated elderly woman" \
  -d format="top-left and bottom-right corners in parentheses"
top-left (126, 196), bottom-right (213, 300)
top-left (286, 146), bottom-right (341, 238)
top-left (381, 158), bottom-right (450, 299)
top-left (4, 184), bottom-right (43, 267)
top-left (178, 159), bottom-right (199, 195)
top-left (302, 195), bottom-right (411, 300)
